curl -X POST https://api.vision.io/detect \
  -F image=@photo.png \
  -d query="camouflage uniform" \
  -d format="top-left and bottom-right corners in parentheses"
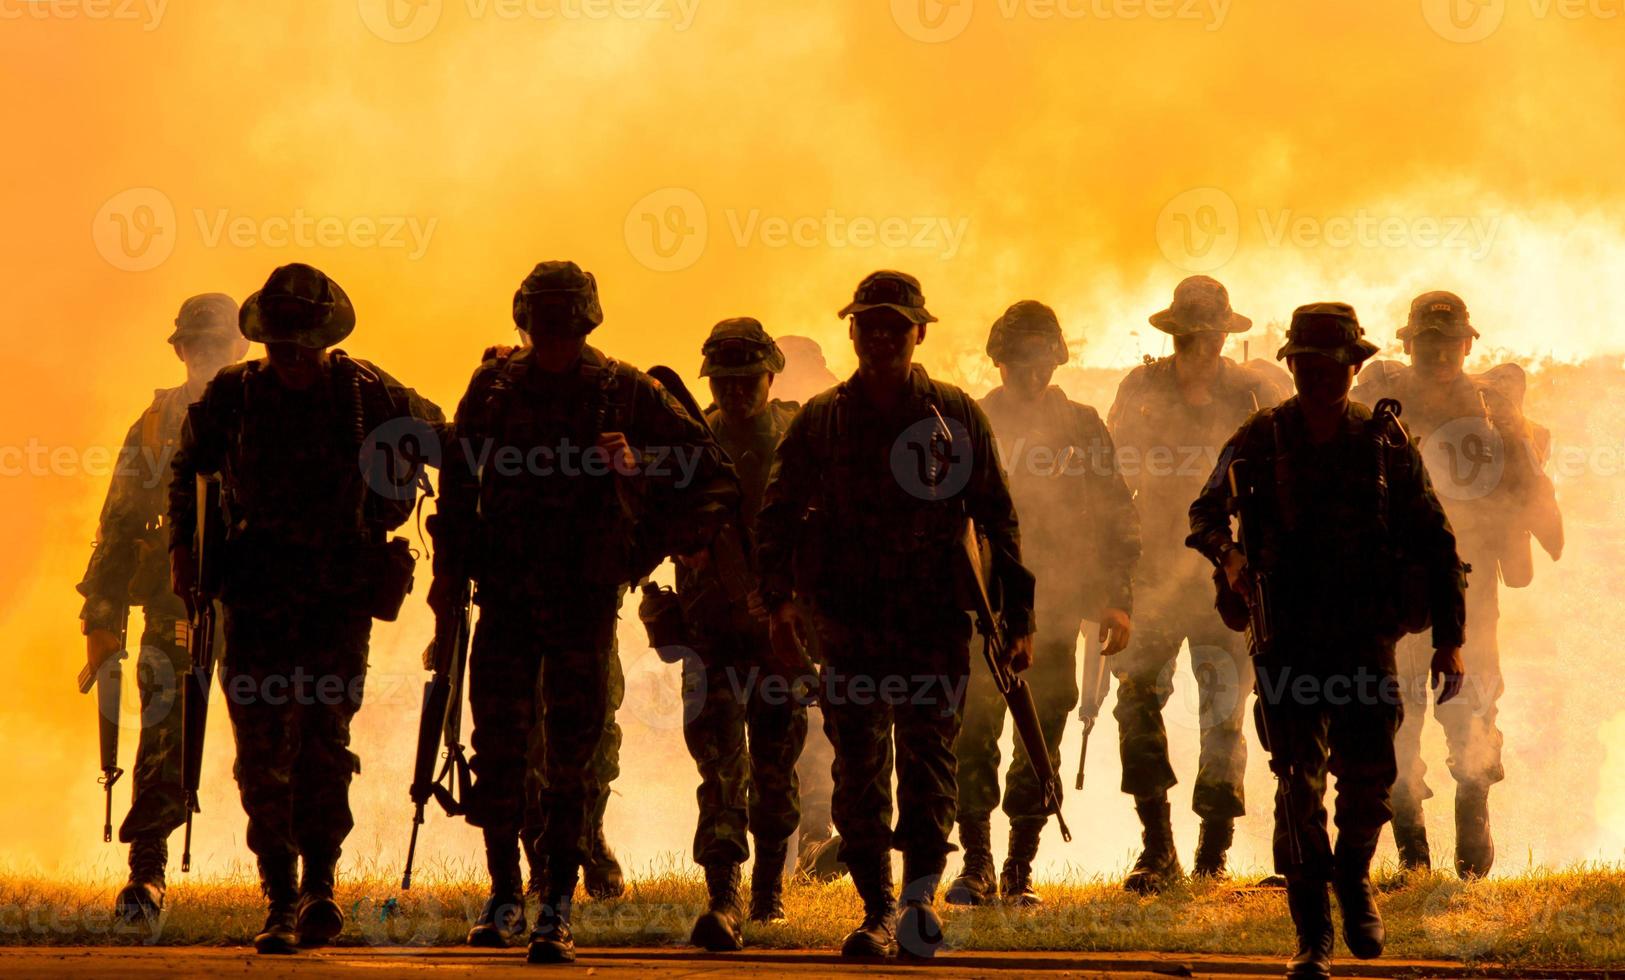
top-left (953, 301), bottom-right (1140, 903)
top-left (429, 261), bottom-right (737, 964)
top-left (1352, 291), bottom-right (1561, 876)
top-left (757, 271), bottom-right (1032, 958)
top-left (168, 265), bottom-right (443, 953)
top-left (1189, 303), bottom-right (1467, 978)
top-left (78, 293), bottom-right (244, 913)
top-left (653, 318), bottom-right (810, 948)
top-left (1107, 277), bottom-right (1289, 884)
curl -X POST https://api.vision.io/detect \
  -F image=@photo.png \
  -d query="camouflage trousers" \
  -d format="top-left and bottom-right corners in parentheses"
top-left (1392, 570), bottom-right (1504, 816)
top-left (465, 592), bottom-right (618, 893)
top-left (815, 611), bottom-right (971, 869)
top-left (1112, 596), bottom-right (1250, 819)
top-left (1254, 649), bottom-right (1403, 883)
top-left (681, 629), bottom-right (808, 866)
top-left (956, 598), bottom-right (1088, 828)
top-left (522, 631), bottom-right (624, 858)
top-left (117, 609), bottom-right (190, 843)
top-left (219, 603), bottom-right (371, 864)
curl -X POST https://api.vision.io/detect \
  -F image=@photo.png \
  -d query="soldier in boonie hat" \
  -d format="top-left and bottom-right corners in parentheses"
top-left (1149, 276), bottom-right (1252, 336)
top-left (1277, 302), bottom-right (1382, 367)
top-left (837, 270), bottom-right (937, 325)
top-left (700, 318), bottom-right (786, 378)
top-left (513, 260), bottom-right (604, 338)
top-left (239, 264), bottom-right (355, 350)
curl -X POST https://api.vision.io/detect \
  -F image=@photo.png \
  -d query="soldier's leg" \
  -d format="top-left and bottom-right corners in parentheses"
top-left (817, 617), bottom-right (898, 958)
top-left (945, 657), bottom-right (1005, 905)
top-left (466, 609), bottom-right (544, 945)
top-left (288, 608), bottom-right (372, 948)
top-left (1327, 668), bottom-right (1403, 960)
top-left (529, 593), bottom-right (618, 963)
top-left (1257, 691), bottom-right (1335, 979)
top-left (744, 656), bottom-right (808, 922)
top-left (583, 629), bottom-right (626, 898)
top-left (1112, 615), bottom-right (1182, 892)
top-left (115, 614), bottom-right (189, 920)
top-left (683, 652), bottom-right (751, 951)
top-left (219, 607), bottom-right (303, 954)
top-left (891, 636), bottom-right (970, 960)
top-left (999, 620), bottom-right (1081, 905)
top-left (1188, 623), bottom-right (1252, 876)
top-left (1389, 633), bottom-right (1434, 870)
top-left (1437, 578), bottom-right (1503, 878)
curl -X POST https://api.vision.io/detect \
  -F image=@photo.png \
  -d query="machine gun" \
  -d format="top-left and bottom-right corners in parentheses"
top-left (402, 577), bottom-right (472, 890)
top-left (180, 475), bottom-right (224, 873)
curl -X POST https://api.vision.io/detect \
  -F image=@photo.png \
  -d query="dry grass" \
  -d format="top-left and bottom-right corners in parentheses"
top-left (3, 859), bottom-right (1622, 970)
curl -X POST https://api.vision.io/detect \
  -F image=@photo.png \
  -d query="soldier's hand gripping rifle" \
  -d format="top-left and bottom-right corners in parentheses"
top-left (402, 576), bottom-right (472, 890)
top-left (1225, 459), bottom-right (1301, 867)
top-left (1074, 627), bottom-right (1111, 791)
top-left (180, 475), bottom-right (224, 873)
top-left (956, 517), bottom-right (1072, 843)
top-left (79, 606), bottom-right (130, 842)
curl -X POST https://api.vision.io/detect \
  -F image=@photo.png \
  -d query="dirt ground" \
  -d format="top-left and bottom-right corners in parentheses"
top-left (0, 946), bottom-right (1614, 979)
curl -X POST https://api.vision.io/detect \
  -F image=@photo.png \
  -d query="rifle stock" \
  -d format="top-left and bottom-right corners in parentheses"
top-left (957, 519), bottom-right (1071, 842)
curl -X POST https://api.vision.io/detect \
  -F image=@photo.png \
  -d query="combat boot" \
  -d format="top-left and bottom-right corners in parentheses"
top-left (526, 893), bottom-right (575, 965)
top-left (1193, 817), bottom-right (1234, 879)
top-left (1285, 879), bottom-right (1333, 979)
top-left (1454, 782), bottom-right (1495, 879)
top-left (295, 850), bottom-right (344, 947)
top-left (840, 857), bottom-right (896, 958)
top-left (583, 825), bottom-right (625, 900)
top-left (796, 831), bottom-right (848, 882)
top-left (690, 863), bottom-right (745, 952)
top-left (896, 856), bottom-right (945, 960)
top-left (253, 855), bottom-right (300, 955)
top-left (1123, 796), bottom-right (1182, 894)
top-left (1392, 812), bottom-right (1431, 873)
top-left (468, 830), bottom-right (527, 948)
top-left (749, 838), bottom-right (789, 923)
top-left (944, 814), bottom-right (996, 906)
top-left (1333, 838), bottom-right (1384, 959)
top-left (999, 819), bottom-right (1044, 906)
top-left (114, 838), bottom-right (167, 927)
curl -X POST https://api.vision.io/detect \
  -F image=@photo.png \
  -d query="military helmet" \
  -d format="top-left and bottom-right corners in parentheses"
top-left (1276, 302), bottom-right (1381, 366)
top-left (1149, 276), bottom-right (1252, 335)
top-left (986, 300), bottom-right (1067, 366)
top-left (837, 270), bottom-right (936, 325)
top-left (1398, 290), bottom-right (1480, 342)
top-left (700, 317), bottom-right (785, 378)
top-left (513, 260), bottom-right (604, 337)
top-left (168, 293), bottom-right (246, 352)
top-left (239, 264), bottom-right (355, 349)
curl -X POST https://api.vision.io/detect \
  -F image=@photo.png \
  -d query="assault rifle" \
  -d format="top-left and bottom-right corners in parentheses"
top-left (180, 474), bottom-right (224, 873)
top-left (402, 576), bottom-right (472, 890)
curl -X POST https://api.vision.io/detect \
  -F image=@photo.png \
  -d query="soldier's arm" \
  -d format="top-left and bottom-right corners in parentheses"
top-left (965, 398), bottom-right (1034, 637)
top-left (426, 367), bottom-right (491, 587)
top-left (1186, 426), bottom-right (1246, 564)
top-left (167, 378), bottom-right (234, 554)
top-left (370, 363), bottom-right (449, 431)
top-left (77, 413), bottom-right (151, 631)
top-left (754, 406), bottom-right (817, 611)
top-left (1079, 406), bottom-right (1139, 615)
top-left (1393, 440), bottom-right (1468, 649)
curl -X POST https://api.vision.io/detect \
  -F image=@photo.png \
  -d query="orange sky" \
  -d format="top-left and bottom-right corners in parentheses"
top-left (2, 1), bottom-right (1623, 880)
